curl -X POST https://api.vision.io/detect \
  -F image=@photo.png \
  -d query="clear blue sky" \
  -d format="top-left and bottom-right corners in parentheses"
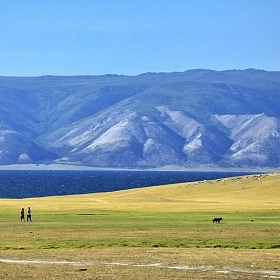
top-left (1, 0), bottom-right (279, 76)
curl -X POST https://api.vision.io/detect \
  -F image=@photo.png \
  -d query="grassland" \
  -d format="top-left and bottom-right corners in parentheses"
top-left (0, 172), bottom-right (280, 279)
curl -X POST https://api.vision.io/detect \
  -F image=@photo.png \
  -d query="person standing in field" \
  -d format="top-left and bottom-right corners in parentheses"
top-left (27, 207), bottom-right (32, 222)
top-left (20, 208), bottom-right (25, 221)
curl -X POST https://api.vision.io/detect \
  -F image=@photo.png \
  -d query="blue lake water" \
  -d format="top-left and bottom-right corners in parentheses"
top-left (0, 170), bottom-right (256, 198)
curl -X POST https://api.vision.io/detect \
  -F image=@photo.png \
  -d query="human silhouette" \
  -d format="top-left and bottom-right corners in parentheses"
top-left (27, 207), bottom-right (32, 222)
top-left (20, 208), bottom-right (25, 221)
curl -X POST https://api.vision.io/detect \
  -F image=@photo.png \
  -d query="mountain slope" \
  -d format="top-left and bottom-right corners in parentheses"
top-left (0, 69), bottom-right (280, 168)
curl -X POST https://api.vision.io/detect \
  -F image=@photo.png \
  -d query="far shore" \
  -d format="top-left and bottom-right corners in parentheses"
top-left (0, 163), bottom-right (278, 173)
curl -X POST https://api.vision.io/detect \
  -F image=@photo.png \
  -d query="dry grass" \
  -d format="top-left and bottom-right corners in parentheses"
top-left (0, 172), bottom-right (280, 279)
top-left (1, 248), bottom-right (280, 279)
top-left (2, 172), bottom-right (280, 212)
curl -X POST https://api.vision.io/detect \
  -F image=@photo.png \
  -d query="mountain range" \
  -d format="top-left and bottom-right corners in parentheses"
top-left (0, 69), bottom-right (280, 169)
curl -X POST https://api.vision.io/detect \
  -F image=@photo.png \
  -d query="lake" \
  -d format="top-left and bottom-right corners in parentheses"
top-left (0, 170), bottom-right (256, 198)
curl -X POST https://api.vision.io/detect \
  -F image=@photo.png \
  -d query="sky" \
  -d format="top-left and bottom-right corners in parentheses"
top-left (0, 0), bottom-right (279, 76)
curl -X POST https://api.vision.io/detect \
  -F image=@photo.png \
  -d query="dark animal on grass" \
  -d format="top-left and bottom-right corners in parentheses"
top-left (212, 217), bottom-right (223, 223)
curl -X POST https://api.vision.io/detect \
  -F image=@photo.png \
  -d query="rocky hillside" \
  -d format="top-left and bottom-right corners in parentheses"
top-left (0, 69), bottom-right (280, 169)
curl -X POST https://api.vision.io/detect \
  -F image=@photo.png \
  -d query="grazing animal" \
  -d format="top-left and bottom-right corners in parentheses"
top-left (212, 217), bottom-right (223, 223)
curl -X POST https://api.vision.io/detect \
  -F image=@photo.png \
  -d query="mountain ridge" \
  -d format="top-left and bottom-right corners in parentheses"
top-left (0, 69), bottom-right (280, 168)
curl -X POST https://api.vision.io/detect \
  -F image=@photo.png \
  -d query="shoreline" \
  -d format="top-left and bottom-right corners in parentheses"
top-left (0, 163), bottom-right (278, 173)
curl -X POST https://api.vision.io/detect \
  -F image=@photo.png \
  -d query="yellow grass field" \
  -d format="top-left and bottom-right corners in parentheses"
top-left (0, 172), bottom-right (280, 279)
top-left (2, 172), bottom-right (280, 212)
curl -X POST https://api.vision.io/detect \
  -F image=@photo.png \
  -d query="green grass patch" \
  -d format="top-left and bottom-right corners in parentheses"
top-left (0, 209), bottom-right (279, 250)
top-left (1, 173), bottom-right (280, 251)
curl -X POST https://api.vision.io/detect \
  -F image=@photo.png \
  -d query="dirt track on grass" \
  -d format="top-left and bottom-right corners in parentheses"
top-left (1, 258), bottom-right (280, 278)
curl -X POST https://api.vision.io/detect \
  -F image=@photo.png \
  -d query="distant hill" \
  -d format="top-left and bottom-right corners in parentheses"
top-left (0, 69), bottom-right (280, 169)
